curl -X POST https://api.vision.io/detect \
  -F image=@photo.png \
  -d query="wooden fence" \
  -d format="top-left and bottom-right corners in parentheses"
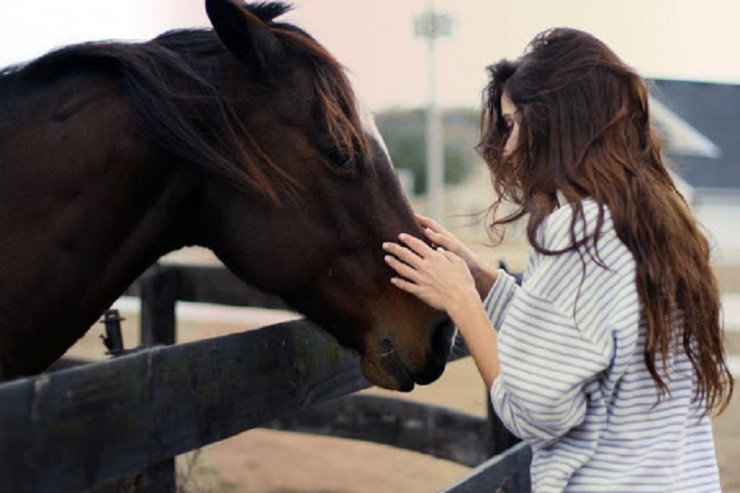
top-left (0, 263), bottom-right (530, 492)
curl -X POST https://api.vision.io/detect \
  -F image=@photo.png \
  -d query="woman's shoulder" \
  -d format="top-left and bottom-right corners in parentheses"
top-left (539, 197), bottom-right (613, 250)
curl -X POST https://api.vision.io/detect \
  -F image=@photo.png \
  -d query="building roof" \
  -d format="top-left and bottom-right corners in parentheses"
top-left (649, 79), bottom-right (740, 191)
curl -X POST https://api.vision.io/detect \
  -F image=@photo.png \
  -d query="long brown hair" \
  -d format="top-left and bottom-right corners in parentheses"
top-left (478, 27), bottom-right (733, 413)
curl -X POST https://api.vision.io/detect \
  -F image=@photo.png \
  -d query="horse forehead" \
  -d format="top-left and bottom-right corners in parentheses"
top-left (356, 98), bottom-right (390, 159)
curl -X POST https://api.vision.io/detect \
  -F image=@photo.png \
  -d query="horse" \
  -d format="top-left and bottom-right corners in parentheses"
top-left (0, 0), bottom-right (455, 391)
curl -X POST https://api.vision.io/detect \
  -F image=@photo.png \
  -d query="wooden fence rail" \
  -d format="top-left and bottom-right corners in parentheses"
top-left (0, 319), bottom-right (365, 492)
top-left (264, 393), bottom-right (489, 467)
top-left (441, 442), bottom-right (532, 492)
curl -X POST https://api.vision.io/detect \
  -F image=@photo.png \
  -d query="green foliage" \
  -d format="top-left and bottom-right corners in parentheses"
top-left (374, 107), bottom-right (480, 195)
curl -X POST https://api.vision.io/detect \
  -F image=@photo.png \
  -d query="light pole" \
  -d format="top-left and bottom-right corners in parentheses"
top-left (414, 2), bottom-right (451, 222)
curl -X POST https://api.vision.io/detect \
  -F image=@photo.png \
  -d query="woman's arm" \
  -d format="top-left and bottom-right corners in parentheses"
top-left (449, 294), bottom-right (501, 388)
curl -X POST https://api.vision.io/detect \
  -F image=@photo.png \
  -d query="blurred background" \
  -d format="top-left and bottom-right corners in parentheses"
top-left (2, 1), bottom-right (740, 492)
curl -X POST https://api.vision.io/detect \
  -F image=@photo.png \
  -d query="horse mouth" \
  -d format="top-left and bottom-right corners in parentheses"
top-left (360, 319), bottom-right (454, 391)
top-left (379, 339), bottom-right (415, 391)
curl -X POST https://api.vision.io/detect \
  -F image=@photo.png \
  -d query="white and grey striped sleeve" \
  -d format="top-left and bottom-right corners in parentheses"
top-left (482, 269), bottom-right (519, 332)
top-left (485, 204), bottom-right (623, 446)
top-left (489, 268), bottom-right (612, 444)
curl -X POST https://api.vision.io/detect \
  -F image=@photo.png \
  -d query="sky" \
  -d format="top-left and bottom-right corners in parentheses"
top-left (2, 0), bottom-right (739, 111)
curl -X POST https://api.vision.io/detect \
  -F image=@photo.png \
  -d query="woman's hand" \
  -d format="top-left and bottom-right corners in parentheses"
top-left (384, 233), bottom-right (502, 388)
top-left (382, 233), bottom-right (478, 316)
top-left (415, 214), bottom-right (499, 298)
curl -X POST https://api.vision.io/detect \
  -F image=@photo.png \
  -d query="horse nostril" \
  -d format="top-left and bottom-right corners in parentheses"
top-left (411, 318), bottom-right (455, 386)
top-left (432, 317), bottom-right (456, 363)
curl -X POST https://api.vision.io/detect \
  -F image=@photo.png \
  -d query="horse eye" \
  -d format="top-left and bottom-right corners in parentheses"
top-left (327, 147), bottom-right (355, 170)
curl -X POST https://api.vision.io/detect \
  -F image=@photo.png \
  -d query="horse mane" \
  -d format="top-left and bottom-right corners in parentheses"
top-left (0, 2), bottom-right (370, 205)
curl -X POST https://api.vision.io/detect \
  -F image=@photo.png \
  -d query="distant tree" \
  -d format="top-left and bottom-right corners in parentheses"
top-left (375, 108), bottom-right (480, 195)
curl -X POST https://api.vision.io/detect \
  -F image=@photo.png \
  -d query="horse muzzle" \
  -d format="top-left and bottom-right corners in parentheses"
top-left (364, 317), bottom-right (456, 391)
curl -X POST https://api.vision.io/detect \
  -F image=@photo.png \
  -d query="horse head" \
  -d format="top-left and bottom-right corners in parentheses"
top-left (193, 0), bottom-right (455, 391)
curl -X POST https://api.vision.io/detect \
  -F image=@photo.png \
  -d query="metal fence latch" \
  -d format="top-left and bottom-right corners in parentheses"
top-left (100, 309), bottom-right (126, 356)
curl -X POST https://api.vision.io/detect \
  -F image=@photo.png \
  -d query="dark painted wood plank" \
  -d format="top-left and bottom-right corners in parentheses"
top-left (265, 393), bottom-right (490, 467)
top-left (126, 264), bottom-right (289, 310)
top-left (174, 265), bottom-right (289, 310)
top-left (440, 441), bottom-right (532, 493)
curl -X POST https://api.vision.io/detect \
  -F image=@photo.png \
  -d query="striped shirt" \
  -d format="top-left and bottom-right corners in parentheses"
top-left (485, 199), bottom-right (721, 492)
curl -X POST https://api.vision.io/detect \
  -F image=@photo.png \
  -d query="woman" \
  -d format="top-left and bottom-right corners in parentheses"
top-left (383, 28), bottom-right (733, 492)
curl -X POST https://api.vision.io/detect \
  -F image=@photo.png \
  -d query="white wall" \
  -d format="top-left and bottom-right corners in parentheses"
top-left (694, 200), bottom-right (740, 264)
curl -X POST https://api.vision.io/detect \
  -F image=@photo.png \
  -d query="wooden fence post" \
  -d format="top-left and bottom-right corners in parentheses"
top-left (139, 263), bottom-right (178, 346)
top-left (134, 263), bottom-right (178, 492)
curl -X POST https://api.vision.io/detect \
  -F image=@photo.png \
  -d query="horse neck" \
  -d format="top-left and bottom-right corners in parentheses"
top-left (0, 93), bottom-right (202, 378)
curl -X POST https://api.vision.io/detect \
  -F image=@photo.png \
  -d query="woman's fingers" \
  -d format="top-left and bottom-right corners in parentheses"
top-left (383, 234), bottom-right (447, 279)
top-left (423, 226), bottom-right (444, 243)
top-left (382, 239), bottom-right (423, 268)
top-left (382, 232), bottom-right (477, 313)
top-left (415, 213), bottom-right (443, 233)
top-left (414, 213), bottom-right (432, 226)
top-left (416, 214), bottom-right (450, 238)
top-left (398, 233), bottom-right (436, 257)
top-left (414, 214), bottom-right (462, 250)
top-left (423, 226), bottom-right (459, 253)
top-left (389, 276), bottom-right (421, 296)
top-left (384, 253), bottom-right (421, 282)
top-left (440, 249), bottom-right (459, 262)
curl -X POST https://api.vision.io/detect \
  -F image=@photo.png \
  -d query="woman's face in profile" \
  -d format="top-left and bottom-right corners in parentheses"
top-left (500, 90), bottom-right (520, 158)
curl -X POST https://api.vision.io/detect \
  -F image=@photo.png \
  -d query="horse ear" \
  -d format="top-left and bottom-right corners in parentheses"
top-left (205, 0), bottom-right (282, 73)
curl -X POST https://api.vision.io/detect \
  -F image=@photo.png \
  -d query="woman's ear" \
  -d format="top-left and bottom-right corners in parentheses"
top-left (205, 0), bottom-right (283, 75)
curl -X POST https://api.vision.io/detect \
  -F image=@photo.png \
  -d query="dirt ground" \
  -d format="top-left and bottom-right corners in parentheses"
top-left (64, 299), bottom-right (740, 493)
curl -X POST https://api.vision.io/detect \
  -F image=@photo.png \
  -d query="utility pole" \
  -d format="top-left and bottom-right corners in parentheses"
top-left (414, 1), bottom-right (451, 222)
